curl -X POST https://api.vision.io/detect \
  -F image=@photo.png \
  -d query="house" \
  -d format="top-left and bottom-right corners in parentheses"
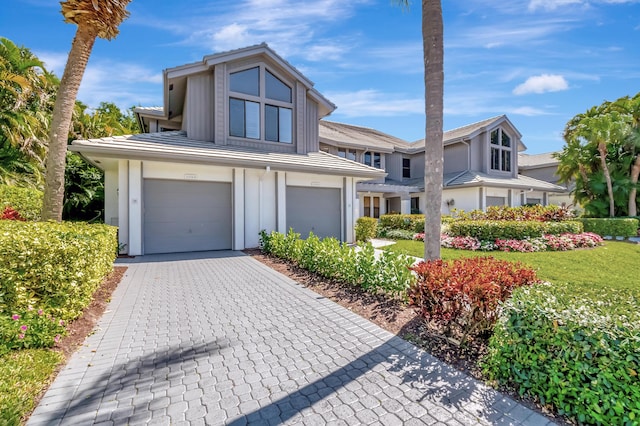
top-left (518, 152), bottom-right (574, 208)
top-left (317, 116), bottom-right (567, 218)
top-left (69, 44), bottom-right (386, 255)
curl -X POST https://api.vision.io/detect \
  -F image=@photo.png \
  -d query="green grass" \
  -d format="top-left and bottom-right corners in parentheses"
top-left (0, 349), bottom-right (64, 426)
top-left (386, 240), bottom-right (640, 294)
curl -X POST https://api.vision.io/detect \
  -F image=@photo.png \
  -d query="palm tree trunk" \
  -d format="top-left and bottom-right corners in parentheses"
top-left (629, 155), bottom-right (640, 217)
top-left (422, 0), bottom-right (444, 260)
top-left (598, 142), bottom-right (615, 217)
top-left (42, 26), bottom-right (96, 221)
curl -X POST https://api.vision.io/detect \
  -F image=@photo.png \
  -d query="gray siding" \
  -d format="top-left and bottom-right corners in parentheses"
top-left (469, 134), bottom-right (484, 171)
top-left (411, 152), bottom-right (425, 179)
top-left (213, 63), bottom-right (227, 145)
top-left (385, 152), bottom-right (402, 181)
top-left (520, 166), bottom-right (561, 184)
top-left (184, 73), bottom-right (215, 142)
top-left (305, 98), bottom-right (319, 153)
top-left (443, 143), bottom-right (468, 174)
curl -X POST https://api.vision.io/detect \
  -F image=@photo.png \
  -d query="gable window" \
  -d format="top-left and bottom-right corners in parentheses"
top-left (364, 152), bottom-right (382, 169)
top-left (490, 128), bottom-right (512, 172)
top-left (403, 158), bottom-right (411, 178)
top-left (338, 148), bottom-right (356, 161)
top-left (229, 66), bottom-right (293, 143)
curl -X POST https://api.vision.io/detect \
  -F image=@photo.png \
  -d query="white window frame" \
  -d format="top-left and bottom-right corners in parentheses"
top-left (228, 64), bottom-right (294, 144)
top-left (490, 128), bottom-right (512, 173)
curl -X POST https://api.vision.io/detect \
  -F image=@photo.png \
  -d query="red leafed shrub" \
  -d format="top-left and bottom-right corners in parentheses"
top-left (408, 257), bottom-right (539, 341)
top-left (1, 206), bottom-right (26, 221)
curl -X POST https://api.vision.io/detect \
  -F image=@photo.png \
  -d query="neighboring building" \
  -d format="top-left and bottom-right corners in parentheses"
top-left (70, 44), bottom-right (569, 254)
top-left (70, 44), bottom-right (386, 255)
top-left (317, 116), bottom-right (567, 218)
top-left (518, 152), bottom-right (574, 208)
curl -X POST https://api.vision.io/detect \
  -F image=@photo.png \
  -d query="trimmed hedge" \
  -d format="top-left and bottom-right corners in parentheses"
top-left (576, 217), bottom-right (639, 238)
top-left (260, 230), bottom-right (415, 297)
top-left (355, 217), bottom-right (377, 242)
top-left (452, 205), bottom-right (575, 222)
top-left (0, 185), bottom-right (42, 221)
top-left (0, 221), bottom-right (117, 321)
top-left (379, 214), bottom-right (425, 233)
top-left (484, 284), bottom-right (640, 425)
top-left (448, 220), bottom-right (583, 240)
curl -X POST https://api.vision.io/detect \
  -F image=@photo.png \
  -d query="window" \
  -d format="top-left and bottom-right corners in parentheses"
top-left (364, 152), bottom-right (382, 169)
top-left (363, 197), bottom-right (370, 217)
top-left (490, 129), bottom-right (512, 172)
top-left (403, 158), bottom-right (411, 178)
top-left (338, 148), bottom-right (356, 161)
top-left (229, 67), bottom-right (293, 143)
top-left (363, 196), bottom-right (380, 218)
top-left (411, 197), bottom-right (420, 214)
top-left (373, 197), bottom-right (380, 218)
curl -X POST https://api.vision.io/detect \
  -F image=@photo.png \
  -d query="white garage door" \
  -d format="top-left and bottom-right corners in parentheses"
top-left (144, 179), bottom-right (232, 254)
top-left (286, 186), bottom-right (341, 240)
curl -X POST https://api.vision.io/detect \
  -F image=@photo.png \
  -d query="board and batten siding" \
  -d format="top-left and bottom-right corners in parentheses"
top-left (184, 73), bottom-right (215, 142)
top-left (304, 98), bottom-right (319, 154)
top-left (384, 152), bottom-right (402, 181)
top-left (444, 143), bottom-right (468, 174)
top-left (213, 63), bottom-right (227, 145)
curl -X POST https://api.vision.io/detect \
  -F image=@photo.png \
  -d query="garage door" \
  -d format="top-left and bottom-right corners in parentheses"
top-left (286, 186), bottom-right (341, 240)
top-left (144, 179), bottom-right (232, 254)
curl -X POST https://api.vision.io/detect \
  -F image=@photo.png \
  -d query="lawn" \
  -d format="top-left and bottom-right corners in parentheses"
top-left (385, 240), bottom-right (640, 294)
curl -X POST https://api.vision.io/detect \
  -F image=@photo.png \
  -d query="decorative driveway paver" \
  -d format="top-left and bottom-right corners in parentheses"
top-left (28, 251), bottom-right (554, 425)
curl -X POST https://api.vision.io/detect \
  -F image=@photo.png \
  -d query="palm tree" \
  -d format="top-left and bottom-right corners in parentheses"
top-left (611, 94), bottom-right (640, 216)
top-left (42, 0), bottom-right (131, 221)
top-left (396, 0), bottom-right (444, 260)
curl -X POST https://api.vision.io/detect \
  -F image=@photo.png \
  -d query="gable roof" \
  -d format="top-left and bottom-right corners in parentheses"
top-left (443, 170), bottom-right (566, 192)
top-left (405, 115), bottom-right (527, 153)
top-left (319, 120), bottom-right (410, 153)
top-left (70, 131), bottom-right (386, 179)
top-left (518, 152), bottom-right (560, 169)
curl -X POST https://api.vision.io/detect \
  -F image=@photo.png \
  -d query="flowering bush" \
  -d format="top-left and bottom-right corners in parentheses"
top-left (413, 232), bottom-right (603, 252)
top-left (451, 205), bottom-right (575, 222)
top-left (408, 257), bottom-right (539, 340)
top-left (0, 307), bottom-right (66, 355)
top-left (0, 206), bottom-right (25, 221)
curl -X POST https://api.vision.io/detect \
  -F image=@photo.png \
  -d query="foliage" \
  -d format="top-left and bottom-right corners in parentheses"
top-left (0, 184), bottom-right (42, 220)
top-left (385, 240), bottom-right (640, 292)
top-left (63, 152), bottom-right (104, 221)
top-left (0, 221), bottom-right (117, 321)
top-left (484, 284), bottom-right (640, 425)
top-left (408, 257), bottom-right (539, 340)
top-left (0, 308), bottom-right (66, 355)
top-left (433, 232), bottom-right (603, 253)
top-left (384, 228), bottom-right (416, 240)
top-left (451, 205), bottom-right (575, 222)
top-left (1, 206), bottom-right (25, 221)
top-left (576, 217), bottom-right (639, 237)
top-left (557, 92), bottom-right (640, 217)
top-left (0, 349), bottom-right (64, 425)
top-left (448, 220), bottom-right (583, 240)
top-left (259, 230), bottom-right (415, 297)
top-left (355, 216), bottom-right (377, 242)
top-left (379, 214), bottom-right (425, 232)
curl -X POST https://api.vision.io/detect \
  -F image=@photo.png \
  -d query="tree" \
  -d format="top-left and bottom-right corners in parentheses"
top-left (611, 94), bottom-right (640, 216)
top-left (396, 0), bottom-right (444, 260)
top-left (42, 0), bottom-right (131, 221)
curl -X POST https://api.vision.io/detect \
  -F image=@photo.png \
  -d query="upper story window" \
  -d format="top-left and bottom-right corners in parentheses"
top-left (490, 128), bottom-right (511, 172)
top-left (229, 66), bottom-right (293, 143)
top-left (364, 152), bottom-right (382, 169)
top-left (403, 158), bottom-right (411, 178)
top-left (338, 148), bottom-right (356, 161)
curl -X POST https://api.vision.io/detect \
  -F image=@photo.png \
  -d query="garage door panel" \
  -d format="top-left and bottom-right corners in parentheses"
top-left (286, 186), bottom-right (341, 240)
top-left (144, 180), bottom-right (231, 254)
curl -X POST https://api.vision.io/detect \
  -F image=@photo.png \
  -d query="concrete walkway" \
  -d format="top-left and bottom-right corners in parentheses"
top-left (29, 251), bottom-right (554, 426)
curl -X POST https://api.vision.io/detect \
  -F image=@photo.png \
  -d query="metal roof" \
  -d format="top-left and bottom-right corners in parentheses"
top-left (70, 131), bottom-right (387, 179)
top-left (319, 120), bottom-right (410, 153)
top-left (444, 170), bottom-right (566, 192)
top-left (518, 152), bottom-right (560, 169)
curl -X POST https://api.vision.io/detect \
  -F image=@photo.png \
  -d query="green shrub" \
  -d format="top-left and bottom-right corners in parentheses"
top-left (260, 230), bottom-right (415, 297)
top-left (484, 284), bottom-right (640, 425)
top-left (0, 308), bottom-right (66, 355)
top-left (409, 257), bottom-right (539, 340)
top-left (576, 217), bottom-right (639, 237)
top-left (451, 205), bottom-right (574, 222)
top-left (384, 228), bottom-right (416, 240)
top-left (0, 221), bottom-right (117, 321)
top-left (355, 217), bottom-right (378, 242)
top-left (379, 214), bottom-right (425, 232)
top-left (0, 185), bottom-right (42, 221)
top-left (449, 220), bottom-right (583, 240)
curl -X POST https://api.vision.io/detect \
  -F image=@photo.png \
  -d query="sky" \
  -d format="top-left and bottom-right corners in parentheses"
top-left (2, 0), bottom-right (640, 154)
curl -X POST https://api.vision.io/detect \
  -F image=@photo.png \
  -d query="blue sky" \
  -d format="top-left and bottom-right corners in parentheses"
top-left (3, 0), bottom-right (639, 153)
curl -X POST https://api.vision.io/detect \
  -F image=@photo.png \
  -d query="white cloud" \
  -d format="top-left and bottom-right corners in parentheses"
top-left (36, 51), bottom-right (68, 75)
top-left (326, 90), bottom-right (423, 117)
top-left (509, 106), bottom-right (552, 116)
top-left (528, 0), bottom-right (640, 10)
top-left (513, 74), bottom-right (569, 95)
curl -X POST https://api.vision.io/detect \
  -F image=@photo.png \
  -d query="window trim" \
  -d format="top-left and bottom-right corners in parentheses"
top-left (228, 63), bottom-right (295, 144)
top-left (402, 158), bottom-right (411, 178)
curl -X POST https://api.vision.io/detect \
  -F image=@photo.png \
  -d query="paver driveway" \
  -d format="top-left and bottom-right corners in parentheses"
top-left (28, 251), bottom-right (554, 426)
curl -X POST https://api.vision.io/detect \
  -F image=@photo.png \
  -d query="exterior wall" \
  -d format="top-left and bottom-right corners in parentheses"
top-left (304, 99), bottom-right (319, 153)
top-left (104, 169), bottom-right (118, 227)
top-left (469, 134), bottom-right (484, 171)
top-left (442, 187), bottom-right (480, 214)
top-left (184, 72), bottom-right (215, 142)
top-left (520, 166), bottom-right (561, 185)
top-left (443, 143), bottom-right (468, 174)
top-left (410, 152), bottom-right (425, 180)
top-left (385, 152), bottom-right (403, 181)
top-left (484, 187), bottom-right (511, 207)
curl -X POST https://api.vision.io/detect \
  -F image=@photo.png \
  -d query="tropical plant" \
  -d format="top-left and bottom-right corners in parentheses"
top-left (42, 0), bottom-right (131, 222)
